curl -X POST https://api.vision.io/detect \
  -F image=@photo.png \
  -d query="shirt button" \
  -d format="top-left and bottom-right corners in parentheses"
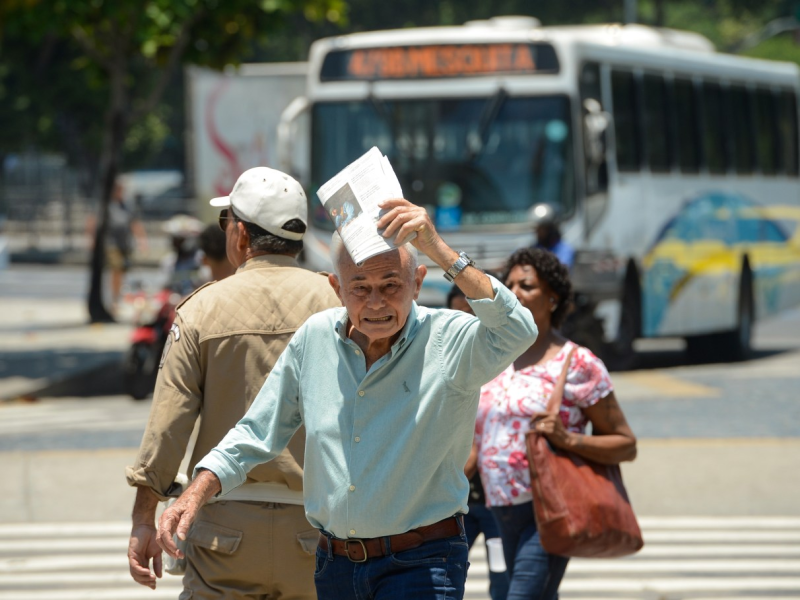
top-left (358, 390), bottom-right (365, 397)
top-left (354, 349), bottom-right (361, 356)
top-left (349, 485), bottom-right (356, 491)
top-left (350, 529), bottom-right (356, 536)
top-left (354, 436), bottom-right (361, 443)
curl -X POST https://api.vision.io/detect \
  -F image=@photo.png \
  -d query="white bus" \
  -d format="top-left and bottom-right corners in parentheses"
top-left (279, 17), bottom-right (800, 365)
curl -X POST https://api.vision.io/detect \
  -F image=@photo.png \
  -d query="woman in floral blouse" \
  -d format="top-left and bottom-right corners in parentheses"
top-left (475, 247), bottom-right (638, 600)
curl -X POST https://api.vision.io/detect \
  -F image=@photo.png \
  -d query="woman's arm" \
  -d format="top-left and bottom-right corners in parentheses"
top-left (464, 441), bottom-right (479, 479)
top-left (532, 392), bottom-right (637, 465)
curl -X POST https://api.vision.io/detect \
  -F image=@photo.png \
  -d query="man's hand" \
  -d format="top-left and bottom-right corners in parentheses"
top-left (377, 198), bottom-right (494, 301)
top-left (128, 486), bottom-right (162, 588)
top-left (156, 470), bottom-right (221, 559)
top-left (128, 524), bottom-right (162, 589)
top-left (377, 198), bottom-right (447, 257)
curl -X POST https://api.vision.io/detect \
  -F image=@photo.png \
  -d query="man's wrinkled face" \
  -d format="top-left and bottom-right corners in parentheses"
top-left (331, 248), bottom-right (425, 344)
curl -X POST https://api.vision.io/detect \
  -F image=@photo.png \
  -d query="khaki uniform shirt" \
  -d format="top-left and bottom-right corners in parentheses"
top-left (126, 254), bottom-right (341, 500)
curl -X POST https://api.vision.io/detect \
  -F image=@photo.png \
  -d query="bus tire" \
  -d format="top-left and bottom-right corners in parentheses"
top-left (606, 262), bottom-right (641, 371)
top-left (686, 263), bottom-right (753, 363)
top-left (721, 263), bottom-right (754, 361)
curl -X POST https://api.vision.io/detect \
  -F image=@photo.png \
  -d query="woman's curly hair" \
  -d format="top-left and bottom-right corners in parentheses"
top-left (501, 247), bottom-right (573, 328)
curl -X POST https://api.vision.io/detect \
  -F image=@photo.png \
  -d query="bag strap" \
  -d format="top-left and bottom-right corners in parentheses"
top-left (544, 345), bottom-right (576, 415)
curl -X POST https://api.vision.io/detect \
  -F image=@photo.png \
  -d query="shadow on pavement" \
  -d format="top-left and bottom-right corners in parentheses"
top-left (632, 346), bottom-right (791, 371)
top-left (0, 348), bottom-right (126, 398)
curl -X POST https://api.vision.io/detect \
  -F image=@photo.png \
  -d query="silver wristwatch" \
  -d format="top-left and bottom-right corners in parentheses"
top-left (443, 251), bottom-right (475, 282)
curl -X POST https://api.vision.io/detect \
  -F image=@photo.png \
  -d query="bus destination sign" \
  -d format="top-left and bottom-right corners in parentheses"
top-left (320, 43), bottom-right (559, 81)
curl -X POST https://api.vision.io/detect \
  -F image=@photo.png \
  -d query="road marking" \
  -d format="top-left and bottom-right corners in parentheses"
top-left (557, 577), bottom-right (800, 593)
top-left (0, 522), bottom-right (130, 538)
top-left (639, 516), bottom-right (800, 528)
top-left (643, 530), bottom-right (800, 542)
top-left (0, 589), bottom-right (179, 600)
top-left (0, 539), bottom-right (125, 554)
top-left (565, 558), bottom-right (800, 573)
top-left (616, 371), bottom-right (720, 397)
top-left (636, 544), bottom-right (800, 557)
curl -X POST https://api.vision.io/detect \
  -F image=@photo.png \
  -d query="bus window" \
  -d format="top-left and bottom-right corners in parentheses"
top-left (310, 96), bottom-right (575, 230)
top-left (778, 90), bottom-right (799, 177)
top-left (579, 61), bottom-right (608, 194)
top-left (754, 89), bottom-right (778, 175)
top-left (673, 77), bottom-right (700, 173)
top-left (700, 81), bottom-right (728, 174)
top-left (642, 73), bottom-right (671, 172)
top-left (729, 85), bottom-right (754, 175)
top-left (611, 69), bottom-right (641, 171)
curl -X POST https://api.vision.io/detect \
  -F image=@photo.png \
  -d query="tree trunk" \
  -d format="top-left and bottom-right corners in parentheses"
top-left (654, 0), bottom-right (666, 27)
top-left (87, 68), bottom-right (128, 323)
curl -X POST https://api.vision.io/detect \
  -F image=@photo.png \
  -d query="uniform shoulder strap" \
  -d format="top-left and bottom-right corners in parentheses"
top-left (175, 280), bottom-right (217, 310)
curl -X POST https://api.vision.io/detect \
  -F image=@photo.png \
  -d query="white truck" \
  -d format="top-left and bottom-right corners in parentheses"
top-left (186, 62), bottom-right (308, 222)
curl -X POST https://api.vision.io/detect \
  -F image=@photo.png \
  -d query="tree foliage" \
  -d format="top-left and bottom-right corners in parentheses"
top-left (0, 0), bottom-right (344, 321)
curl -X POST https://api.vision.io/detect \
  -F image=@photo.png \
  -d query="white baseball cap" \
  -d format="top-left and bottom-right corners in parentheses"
top-left (210, 167), bottom-right (307, 241)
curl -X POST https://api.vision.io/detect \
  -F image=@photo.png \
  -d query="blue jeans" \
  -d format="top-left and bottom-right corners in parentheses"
top-left (490, 502), bottom-right (569, 600)
top-left (314, 523), bottom-right (470, 599)
top-left (464, 502), bottom-right (510, 600)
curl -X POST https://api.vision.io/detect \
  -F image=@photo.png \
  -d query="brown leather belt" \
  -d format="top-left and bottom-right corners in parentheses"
top-left (318, 516), bottom-right (462, 563)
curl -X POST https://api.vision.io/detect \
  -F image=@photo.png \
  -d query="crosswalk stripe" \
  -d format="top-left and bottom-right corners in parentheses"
top-left (565, 558), bottom-right (800, 573)
top-left (0, 589), bottom-right (180, 600)
top-left (638, 516), bottom-right (800, 528)
top-left (557, 578), bottom-right (800, 593)
top-left (0, 517), bottom-right (797, 600)
top-left (642, 530), bottom-right (800, 542)
top-left (0, 522), bottom-right (130, 537)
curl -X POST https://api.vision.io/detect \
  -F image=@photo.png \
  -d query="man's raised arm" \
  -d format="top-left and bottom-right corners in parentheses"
top-left (377, 198), bottom-right (494, 300)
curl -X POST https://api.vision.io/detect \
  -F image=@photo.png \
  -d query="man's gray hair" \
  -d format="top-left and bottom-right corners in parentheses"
top-left (329, 231), bottom-right (418, 276)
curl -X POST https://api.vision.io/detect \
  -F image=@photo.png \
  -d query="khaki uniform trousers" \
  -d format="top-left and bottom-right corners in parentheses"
top-left (180, 501), bottom-right (318, 600)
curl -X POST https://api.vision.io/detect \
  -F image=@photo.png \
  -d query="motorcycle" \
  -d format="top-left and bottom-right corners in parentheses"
top-left (122, 287), bottom-right (180, 400)
top-left (122, 214), bottom-right (206, 400)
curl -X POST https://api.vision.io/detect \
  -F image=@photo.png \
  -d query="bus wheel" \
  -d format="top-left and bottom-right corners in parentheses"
top-left (721, 265), bottom-right (754, 361)
top-left (606, 264), bottom-right (641, 371)
top-left (686, 265), bottom-right (753, 363)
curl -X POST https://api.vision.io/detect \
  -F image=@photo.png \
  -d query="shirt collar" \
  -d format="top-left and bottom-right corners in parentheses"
top-left (237, 254), bottom-right (299, 273)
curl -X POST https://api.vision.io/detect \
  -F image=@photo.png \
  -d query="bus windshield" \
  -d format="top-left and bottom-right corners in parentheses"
top-left (310, 95), bottom-right (574, 231)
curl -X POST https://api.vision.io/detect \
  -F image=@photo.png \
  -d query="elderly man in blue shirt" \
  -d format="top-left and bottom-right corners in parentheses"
top-left (157, 198), bottom-right (538, 600)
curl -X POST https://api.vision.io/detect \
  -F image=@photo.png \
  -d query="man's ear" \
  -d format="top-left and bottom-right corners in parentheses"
top-left (412, 265), bottom-right (427, 300)
top-left (236, 221), bottom-right (249, 253)
top-left (329, 273), bottom-right (343, 303)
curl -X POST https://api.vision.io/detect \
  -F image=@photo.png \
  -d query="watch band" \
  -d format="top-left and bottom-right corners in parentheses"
top-left (444, 251), bottom-right (475, 282)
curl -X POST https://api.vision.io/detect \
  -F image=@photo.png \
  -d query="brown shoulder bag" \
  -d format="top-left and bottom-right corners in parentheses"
top-left (525, 347), bottom-right (644, 558)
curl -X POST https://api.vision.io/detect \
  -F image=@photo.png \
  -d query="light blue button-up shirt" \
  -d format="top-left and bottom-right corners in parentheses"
top-left (195, 276), bottom-right (537, 539)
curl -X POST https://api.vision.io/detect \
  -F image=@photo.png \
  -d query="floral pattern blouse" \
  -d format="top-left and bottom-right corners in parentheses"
top-left (475, 341), bottom-right (613, 507)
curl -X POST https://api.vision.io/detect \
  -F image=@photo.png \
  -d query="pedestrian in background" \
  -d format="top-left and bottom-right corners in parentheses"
top-left (197, 222), bottom-right (235, 282)
top-left (475, 247), bottom-right (637, 600)
top-left (532, 205), bottom-right (574, 270)
top-left (88, 179), bottom-right (147, 311)
top-left (155, 198), bottom-right (539, 600)
top-left (448, 283), bottom-right (510, 600)
top-left (126, 167), bottom-right (341, 599)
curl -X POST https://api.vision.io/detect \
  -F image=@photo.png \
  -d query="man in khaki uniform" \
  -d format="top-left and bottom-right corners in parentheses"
top-left (126, 167), bottom-right (341, 599)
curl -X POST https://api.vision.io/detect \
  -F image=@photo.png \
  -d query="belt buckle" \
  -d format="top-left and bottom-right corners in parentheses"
top-left (344, 539), bottom-right (369, 563)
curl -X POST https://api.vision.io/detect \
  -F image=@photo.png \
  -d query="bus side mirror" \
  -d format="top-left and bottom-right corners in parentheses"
top-left (278, 96), bottom-right (311, 185)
